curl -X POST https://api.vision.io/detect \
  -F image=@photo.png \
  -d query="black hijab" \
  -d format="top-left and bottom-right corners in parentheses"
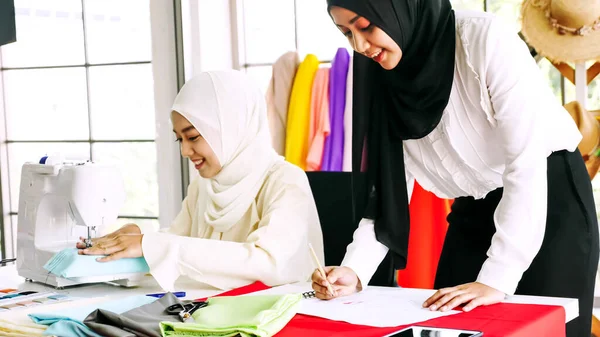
top-left (326, 0), bottom-right (456, 269)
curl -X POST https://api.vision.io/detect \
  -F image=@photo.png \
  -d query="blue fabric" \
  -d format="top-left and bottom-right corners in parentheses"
top-left (44, 248), bottom-right (149, 278)
top-left (43, 319), bottom-right (102, 337)
top-left (29, 295), bottom-right (157, 337)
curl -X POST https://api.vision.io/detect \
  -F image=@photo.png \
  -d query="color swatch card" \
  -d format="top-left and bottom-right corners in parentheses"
top-left (0, 291), bottom-right (73, 311)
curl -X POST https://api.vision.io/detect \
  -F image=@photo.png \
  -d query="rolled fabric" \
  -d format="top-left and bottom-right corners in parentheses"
top-left (285, 54), bottom-right (320, 170)
top-left (321, 48), bottom-right (350, 172)
top-left (306, 68), bottom-right (331, 171)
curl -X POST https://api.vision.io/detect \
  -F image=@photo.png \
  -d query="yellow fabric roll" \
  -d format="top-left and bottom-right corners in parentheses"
top-left (285, 54), bottom-right (320, 170)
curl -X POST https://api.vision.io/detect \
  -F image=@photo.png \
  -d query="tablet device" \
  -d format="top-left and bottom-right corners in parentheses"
top-left (381, 326), bottom-right (483, 337)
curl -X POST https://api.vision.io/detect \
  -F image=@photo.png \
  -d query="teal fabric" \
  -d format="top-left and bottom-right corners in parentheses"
top-left (44, 248), bottom-right (149, 278)
top-left (29, 295), bottom-right (157, 337)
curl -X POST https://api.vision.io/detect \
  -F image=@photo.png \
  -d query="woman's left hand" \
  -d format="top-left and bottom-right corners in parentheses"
top-left (423, 282), bottom-right (505, 312)
top-left (78, 234), bottom-right (144, 262)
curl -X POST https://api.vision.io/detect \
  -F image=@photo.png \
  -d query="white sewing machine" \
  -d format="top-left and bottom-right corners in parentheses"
top-left (16, 158), bottom-right (145, 288)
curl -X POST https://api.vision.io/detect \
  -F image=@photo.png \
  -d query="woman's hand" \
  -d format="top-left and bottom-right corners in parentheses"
top-left (423, 282), bottom-right (505, 312)
top-left (76, 224), bottom-right (143, 262)
top-left (311, 266), bottom-right (362, 300)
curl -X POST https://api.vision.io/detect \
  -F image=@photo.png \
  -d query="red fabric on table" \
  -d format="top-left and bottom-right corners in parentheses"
top-left (194, 281), bottom-right (270, 302)
top-left (194, 281), bottom-right (566, 337)
top-left (275, 303), bottom-right (565, 337)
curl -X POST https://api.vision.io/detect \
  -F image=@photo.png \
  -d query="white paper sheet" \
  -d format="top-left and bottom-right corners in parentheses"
top-left (248, 283), bottom-right (459, 327)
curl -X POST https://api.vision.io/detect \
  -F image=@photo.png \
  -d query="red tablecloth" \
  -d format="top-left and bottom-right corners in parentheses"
top-left (198, 282), bottom-right (566, 337)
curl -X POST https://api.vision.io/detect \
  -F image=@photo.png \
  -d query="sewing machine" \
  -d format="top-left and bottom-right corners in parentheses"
top-left (16, 159), bottom-right (145, 288)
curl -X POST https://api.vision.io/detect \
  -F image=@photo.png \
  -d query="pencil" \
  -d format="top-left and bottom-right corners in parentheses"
top-left (308, 243), bottom-right (334, 295)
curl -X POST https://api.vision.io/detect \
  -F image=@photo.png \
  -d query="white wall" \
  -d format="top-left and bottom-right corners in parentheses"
top-left (149, 0), bottom-right (240, 228)
top-left (149, 0), bottom-right (183, 229)
top-left (181, 0), bottom-right (238, 78)
top-left (0, 52), bottom-right (13, 257)
top-left (180, 0), bottom-right (240, 183)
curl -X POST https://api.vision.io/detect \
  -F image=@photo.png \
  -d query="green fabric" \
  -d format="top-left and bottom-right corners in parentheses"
top-left (159, 294), bottom-right (301, 337)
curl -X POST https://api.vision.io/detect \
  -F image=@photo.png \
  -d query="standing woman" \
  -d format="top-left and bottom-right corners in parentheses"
top-left (310, 1), bottom-right (599, 336)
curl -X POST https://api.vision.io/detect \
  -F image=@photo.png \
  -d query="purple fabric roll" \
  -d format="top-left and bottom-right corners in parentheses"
top-left (321, 48), bottom-right (350, 171)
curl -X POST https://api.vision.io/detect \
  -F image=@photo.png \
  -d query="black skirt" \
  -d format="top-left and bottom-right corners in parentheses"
top-left (434, 149), bottom-right (599, 337)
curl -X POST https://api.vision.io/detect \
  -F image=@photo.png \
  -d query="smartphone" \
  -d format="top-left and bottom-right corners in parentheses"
top-left (381, 326), bottom-right (483, 337)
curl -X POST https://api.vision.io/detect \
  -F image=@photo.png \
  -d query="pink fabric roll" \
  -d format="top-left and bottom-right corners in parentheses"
top-left (306, 68), bottom-right (331, 171)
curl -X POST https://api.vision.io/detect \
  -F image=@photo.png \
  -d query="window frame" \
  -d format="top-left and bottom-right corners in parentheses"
top-left (235, 0), bottom-right (568, 104)
top-left (0, 0), bottom-right (186, 258)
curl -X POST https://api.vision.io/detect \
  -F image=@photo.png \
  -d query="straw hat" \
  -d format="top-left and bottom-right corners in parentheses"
top-left (521, 0), bottom-right (600, 63)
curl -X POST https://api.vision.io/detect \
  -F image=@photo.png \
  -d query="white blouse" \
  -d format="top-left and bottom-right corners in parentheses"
top-left (141, 161), bottom-right (325, 291)
top-left (341, 10), bottom-right (582, 296)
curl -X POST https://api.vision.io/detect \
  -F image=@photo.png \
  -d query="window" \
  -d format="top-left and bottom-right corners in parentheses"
top-left (236, 0), bottom-right (595, 156)
top-left (537, 57), bottom-right (564, 104)
top-left (0, 0), bottom-right (160, 258)
top-left (451, 0), bottom-right (484, 10)
top-left (235, 0), bottom-right (582, 143)
top-left (237, 0), bottom-right (532, 93)
top-left (241, 0), bottom-right (295, 66)
top-left (238, 0), bottom-right (351, 94)
top-left (487, 0), bottom-right (523, 32)
top-left (564, 67), bottom-right (600, 111)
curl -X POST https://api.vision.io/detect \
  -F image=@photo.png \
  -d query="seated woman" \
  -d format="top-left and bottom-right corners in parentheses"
top-left (77, 70), bottom-right (324, 291)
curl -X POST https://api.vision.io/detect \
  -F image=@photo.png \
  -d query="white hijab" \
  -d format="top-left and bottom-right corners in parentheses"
top-left (172, 70), bottom-right (283, 233)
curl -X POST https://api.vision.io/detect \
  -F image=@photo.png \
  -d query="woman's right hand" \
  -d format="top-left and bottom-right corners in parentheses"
top-left (75, 223), bottom-right (141, 250)
top-left (311, 266), bottom-right (362, 300)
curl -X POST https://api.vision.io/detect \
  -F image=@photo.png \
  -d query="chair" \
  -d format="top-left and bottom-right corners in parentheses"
top-left (306, 171), bottom-right (396, 287)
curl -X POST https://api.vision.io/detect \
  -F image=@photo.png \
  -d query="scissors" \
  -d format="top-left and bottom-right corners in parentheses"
top-left (165, 300), bottom-right (208, 322)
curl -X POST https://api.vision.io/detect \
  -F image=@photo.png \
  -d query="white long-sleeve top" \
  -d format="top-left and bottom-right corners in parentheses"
top-left (341, 10), bottom-right (582, 296)
top-left (142, 161), bottom-right (325, 291)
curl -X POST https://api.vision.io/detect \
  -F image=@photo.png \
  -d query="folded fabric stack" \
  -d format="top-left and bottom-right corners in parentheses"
top-left (47, 292), bottom-right (301, 337)
top-left (6, 281), bottom-right (299, 337)
top-left (29, 295), bottom-right (156, 337)
top-left (83, 293), bottom-right (182, 337)
top-left (0, 317), bottom-right (46, 337)
top-left (0, 296), bottom-right (110, 337)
